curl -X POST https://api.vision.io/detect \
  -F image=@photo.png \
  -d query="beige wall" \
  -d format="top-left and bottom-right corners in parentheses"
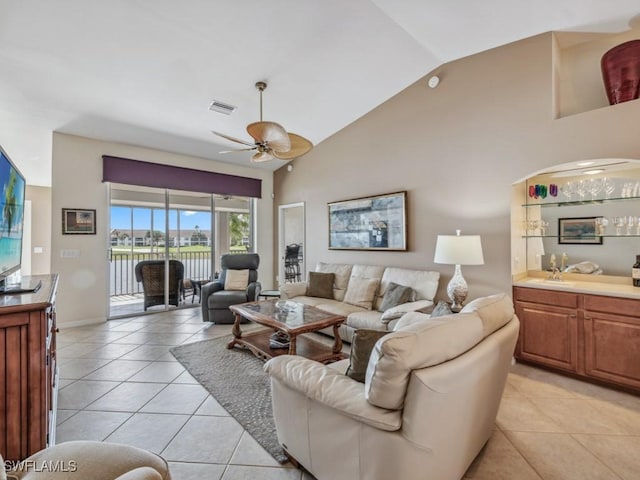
top-left (273, 33), bottom-right (640, 302)
top-left (52, 133), bottom-right (274, 326)
top-left (25, 185), bottom-right (52, 275)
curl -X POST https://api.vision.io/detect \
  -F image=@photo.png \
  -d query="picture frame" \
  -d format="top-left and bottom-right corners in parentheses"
top-left (62, 208), bottom-right (96, 235)
top-left (558, 217), bottom-right (602, 245)
top-left (328, 191), bottom-right (407, 250)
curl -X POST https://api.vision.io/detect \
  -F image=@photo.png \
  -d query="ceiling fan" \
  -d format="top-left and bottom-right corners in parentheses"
top-left (212, 82), bottom-right (313, 163)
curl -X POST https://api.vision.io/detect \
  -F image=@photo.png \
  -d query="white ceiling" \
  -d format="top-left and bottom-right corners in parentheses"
top-left (1, 0), bottom-right (639, 186)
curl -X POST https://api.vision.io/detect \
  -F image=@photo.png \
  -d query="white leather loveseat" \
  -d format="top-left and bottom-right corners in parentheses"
top-left (265, 293), bottom-right (519, 480)
top-left (279, 262), bottom-right (440, 343)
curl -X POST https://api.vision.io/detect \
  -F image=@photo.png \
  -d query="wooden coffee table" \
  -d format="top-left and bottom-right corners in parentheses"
top-left (228, 300), bottom-right (347, 364)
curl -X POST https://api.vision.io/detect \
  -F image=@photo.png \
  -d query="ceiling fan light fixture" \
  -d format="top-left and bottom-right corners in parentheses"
top-left (212, 81), bottom-right (313, 162)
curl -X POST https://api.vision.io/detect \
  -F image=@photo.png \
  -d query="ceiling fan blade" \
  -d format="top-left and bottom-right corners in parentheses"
top-left (252, 150), bottom-right (274, 163)
top-left (247, 121), bottom-right (291, 152)
top-left (272, 133), bottom-right (313, 160)
top-left (211, 130), bottom-right (256, 147)
top-left (219, 147), bottom-right (257, 154)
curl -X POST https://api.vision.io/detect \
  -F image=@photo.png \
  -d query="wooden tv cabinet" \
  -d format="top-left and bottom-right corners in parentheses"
top-left (0, 274), bottom-right (59, 461)
top-left (513, 285), bottom-right (640, 393)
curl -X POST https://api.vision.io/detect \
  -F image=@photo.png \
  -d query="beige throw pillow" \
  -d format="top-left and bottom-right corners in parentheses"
top-left (344, 277), bottom-right (379, 310)
top-left (224, 269), bottom-right (250, 291)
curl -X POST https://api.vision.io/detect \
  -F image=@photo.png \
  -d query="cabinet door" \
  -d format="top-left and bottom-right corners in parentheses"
top-left (515, 301), bottom-right (579, 372)
top-left (584, 312), bottom-right (640, 389)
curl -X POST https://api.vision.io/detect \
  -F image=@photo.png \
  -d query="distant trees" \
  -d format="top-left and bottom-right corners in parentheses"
top-left (229, 213), bottom-right (249, 247)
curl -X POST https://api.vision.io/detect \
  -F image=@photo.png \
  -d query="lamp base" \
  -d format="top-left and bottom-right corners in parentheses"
top-left (447, 264), bottom-right (468, 312)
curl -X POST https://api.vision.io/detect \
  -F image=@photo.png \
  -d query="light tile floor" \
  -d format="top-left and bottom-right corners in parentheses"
top-left (56, 308), bottom-right (640, 480)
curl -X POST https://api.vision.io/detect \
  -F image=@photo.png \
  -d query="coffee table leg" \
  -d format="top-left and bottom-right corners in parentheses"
top-left (227, 313), bottom-right (243, 349)
top-left (288, 334), bottom-right (297, 356)
top-left (332, 323), bottom-right (343, 354)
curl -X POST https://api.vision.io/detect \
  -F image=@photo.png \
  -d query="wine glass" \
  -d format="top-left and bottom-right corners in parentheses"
top-left (561, 181), bottom-right (575, 201)
top-left (587, 178), bottom-right (603, 200)
top-left (626, 216), bottom-right (636, 235)
top-left (613, 216), bottom-right (626, 235)
top-left (575, 180), bottom-right (587, 201)
top-left (595, 217), bottom-right (608, 236)
top-left (603, 177), bottom-right (615, 199)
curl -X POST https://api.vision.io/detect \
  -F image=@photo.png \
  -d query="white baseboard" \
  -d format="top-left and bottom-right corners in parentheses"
top-left (57, 317), bottom-right (107, 329)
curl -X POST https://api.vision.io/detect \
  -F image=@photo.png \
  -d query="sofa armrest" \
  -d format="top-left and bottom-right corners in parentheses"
top-left (381, 299), bottom-right (434, 325)
top-left (200, 281), bottom-right (224, 322)
top-left (247, 281), bottom-right (261, 301)
top-left (264, 355), bottom-right (401, 431)
top-left (279, 282), bottom-right (308, 299)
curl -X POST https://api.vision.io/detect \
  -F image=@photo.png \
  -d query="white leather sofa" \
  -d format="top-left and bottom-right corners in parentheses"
top-left (279, 262), bottom-right (440, 343)
top-left (265, 293), bottom-right (519, 480)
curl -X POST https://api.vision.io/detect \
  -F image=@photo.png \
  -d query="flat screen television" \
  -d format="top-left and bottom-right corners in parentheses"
top-left (0, 144), bottom-right (26, 291)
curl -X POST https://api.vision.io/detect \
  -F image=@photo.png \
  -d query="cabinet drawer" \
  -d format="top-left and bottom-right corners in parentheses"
top-left (513, 286), bottom-right (579, 309)
top-left (584, 295), bottom-right (640, 318)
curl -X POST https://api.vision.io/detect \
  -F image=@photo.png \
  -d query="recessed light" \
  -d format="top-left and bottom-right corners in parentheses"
top-left (583, 169), bottom-right (605, 175)
top-left (577, 161), bottom-right (595, 167)
top-left (427, 76), bottom-right (440, 88)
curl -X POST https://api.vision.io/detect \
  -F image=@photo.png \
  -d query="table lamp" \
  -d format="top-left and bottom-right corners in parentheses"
top-left (434, 230), bottom-right (484, 311)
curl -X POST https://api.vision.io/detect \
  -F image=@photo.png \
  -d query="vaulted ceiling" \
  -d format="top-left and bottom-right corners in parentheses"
top-left (1, 0), bottom-right (639, 185)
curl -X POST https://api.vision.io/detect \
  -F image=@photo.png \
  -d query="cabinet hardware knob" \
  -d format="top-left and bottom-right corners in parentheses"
top-left (55, 328), bottom-right (59, 333)
top-left (569, 314), bottom-right (577, 318)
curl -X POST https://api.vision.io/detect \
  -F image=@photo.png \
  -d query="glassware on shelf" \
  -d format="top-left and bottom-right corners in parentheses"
top-left (613, 216), bottom-right (626, 235)
top-left (603, 177), bottom-right (615, 199)
top-left (622, 182), bottom-right (633, 198)
top-left (636, 216), bottom-right (640, 236)
top-left (626, 216), bottom-right (636, 235)
top-left (587, 178), bottom-right (603, 200)
top-left (560, 181), bottom-right (575, 201)
top-left (595, 217), bottom-right (608, 236)
top-left (539, 220), bottom-right (549, 236)
top-left (575, 179), bottom-right (587, 201)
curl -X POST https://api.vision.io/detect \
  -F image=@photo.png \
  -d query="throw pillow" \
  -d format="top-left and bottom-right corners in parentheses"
top-left (224, 269), bottom-right (250, 291)
top-left (346, 329), bottom-right (389, 383)
top-left (379, 282), bottom-right (413, 312)
top-left (343, 277), bottom-right (380, 310)
top-left (306, 272), bottom-right (335, 299)
top-left (430, 301), bottom-right (454, 318)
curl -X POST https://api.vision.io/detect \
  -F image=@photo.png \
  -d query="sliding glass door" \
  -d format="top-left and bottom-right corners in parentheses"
top-left (108, 184), bottom-right (253, 318)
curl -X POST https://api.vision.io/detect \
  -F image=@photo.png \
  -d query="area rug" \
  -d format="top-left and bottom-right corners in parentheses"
top-left (170, 335), bottom-right (287, 464)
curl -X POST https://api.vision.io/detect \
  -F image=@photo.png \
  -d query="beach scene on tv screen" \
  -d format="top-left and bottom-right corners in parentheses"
top-left (0, 151), bottom-right (25, 274)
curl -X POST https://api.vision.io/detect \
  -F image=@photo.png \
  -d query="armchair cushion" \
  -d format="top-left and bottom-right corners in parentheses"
top-left (264, 355), bottom-right (401, 431)
top-left (306, 272), bottom-right (335, 299)
top-left (224, 269), bottom-right (249, 290)
top-left (346, 329), bottom-right (389, 383)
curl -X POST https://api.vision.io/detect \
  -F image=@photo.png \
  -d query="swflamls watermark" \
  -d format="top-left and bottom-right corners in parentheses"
top-left (4, 459), bottom-right (78, 473)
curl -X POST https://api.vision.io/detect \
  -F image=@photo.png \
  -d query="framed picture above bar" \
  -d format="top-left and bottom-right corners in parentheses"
top-left (328, 191), bottom-right (407, 250)
top-left (62, 208), bottom-right (97, 235)
top-left (558, 217), bottom-right (602, 245)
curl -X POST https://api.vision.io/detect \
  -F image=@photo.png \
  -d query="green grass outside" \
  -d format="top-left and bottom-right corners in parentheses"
top-left (111, 245), bottom-right (247, 255)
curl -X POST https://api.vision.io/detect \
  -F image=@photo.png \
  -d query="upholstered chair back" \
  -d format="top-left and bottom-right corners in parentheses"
top-left (217, 253), bottom-right (259, 287)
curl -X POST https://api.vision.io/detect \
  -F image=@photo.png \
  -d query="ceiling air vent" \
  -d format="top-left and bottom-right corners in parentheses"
top-left (209, 100), bottom-right (237, 115)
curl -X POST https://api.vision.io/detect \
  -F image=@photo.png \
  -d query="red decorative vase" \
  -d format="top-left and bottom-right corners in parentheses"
top-left (601, 39), bottom-right (640, 105)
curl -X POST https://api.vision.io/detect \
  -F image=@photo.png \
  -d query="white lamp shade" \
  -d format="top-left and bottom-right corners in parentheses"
top-left (434, 235), bottom-right (484, 266)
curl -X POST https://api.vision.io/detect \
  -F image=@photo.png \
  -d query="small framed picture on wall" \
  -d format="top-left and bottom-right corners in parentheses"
top-left (558, 217), bottom-right (602, 245)
top-left (62, 208), bottom-right (96, 235)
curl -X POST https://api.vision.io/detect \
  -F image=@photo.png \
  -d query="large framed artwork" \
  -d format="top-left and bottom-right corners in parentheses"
top-left (558, 217), bottom-right (602, 245)
top-left (328, 191), bottom-right (407, 250)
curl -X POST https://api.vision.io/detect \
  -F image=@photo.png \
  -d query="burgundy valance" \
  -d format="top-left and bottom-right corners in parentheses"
top-left (102, 155), bottom-right (262, 198)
